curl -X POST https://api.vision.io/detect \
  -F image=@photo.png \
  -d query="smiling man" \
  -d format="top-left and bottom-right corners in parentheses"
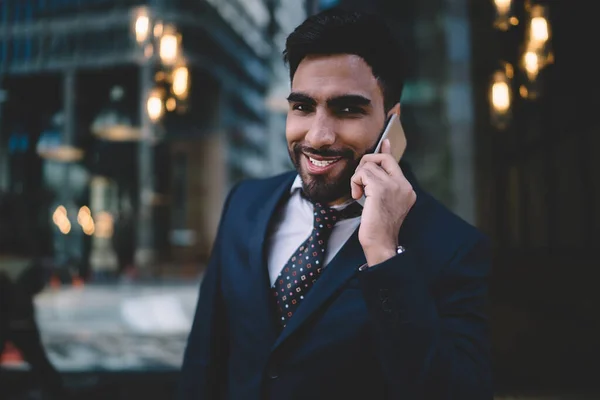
top-left (180, 7), bottom-right (492, 400)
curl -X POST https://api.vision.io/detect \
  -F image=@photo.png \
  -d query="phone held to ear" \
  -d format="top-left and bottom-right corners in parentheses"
top-left (357, 113), bottom-right (407, 207)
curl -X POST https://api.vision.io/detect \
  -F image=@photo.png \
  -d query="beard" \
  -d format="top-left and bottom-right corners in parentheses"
top-left (288, 143), bottom-right (363, 205)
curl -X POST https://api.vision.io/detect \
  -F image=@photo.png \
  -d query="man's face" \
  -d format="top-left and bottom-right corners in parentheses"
top-left (286, 54), bottom-right (391, 205)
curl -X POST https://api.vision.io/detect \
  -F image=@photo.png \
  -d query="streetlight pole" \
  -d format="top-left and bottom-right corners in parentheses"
top-left (134, 59), bottom-right (158, 274)
top-left (0, 0), bottom-right (10, 192)
top-left (131, 0), bottom-right (182, 277)
top-left (0, 83), bottom-right (7, 192)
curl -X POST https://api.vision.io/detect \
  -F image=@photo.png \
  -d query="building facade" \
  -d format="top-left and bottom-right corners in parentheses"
top-left (0, 0), bottom-right (306, 280)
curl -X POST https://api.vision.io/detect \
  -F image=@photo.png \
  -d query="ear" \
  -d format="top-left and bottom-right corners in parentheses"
top-left (386, 102), bottom-right (401, 118)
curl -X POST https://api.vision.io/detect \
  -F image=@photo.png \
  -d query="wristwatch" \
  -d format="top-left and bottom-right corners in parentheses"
top-left (358, 245), bottom-right (406, 271)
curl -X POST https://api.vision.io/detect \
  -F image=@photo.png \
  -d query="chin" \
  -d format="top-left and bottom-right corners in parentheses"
top-left (299, 172), bottom-right (350, 205)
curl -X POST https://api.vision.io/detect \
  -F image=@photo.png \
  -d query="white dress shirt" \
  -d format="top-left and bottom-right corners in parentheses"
top-left (266, 175), bottom-right (362, 287)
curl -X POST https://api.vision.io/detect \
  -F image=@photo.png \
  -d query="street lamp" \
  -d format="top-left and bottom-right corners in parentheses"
top-left (159, 25), bottom-right (180, 66)
top-left (147, 88), bottom-right (164, 123)
top-left (131, 8), bottom-right (188, 125)
top-left (91, 86), bottom-right (141, 142)
top-left (520, 4), bottom-right (552, 98)
top-left (527, 5), bottom-right (550, 51)
top-left (130, 7), bottom-right (188, 274)
top-left (135, 12), bottom-right (150, 44)
top-left (36, 113), bottom-right (84, 163)
top-left (171, 65), bottom-right (189, 99)
top-left (493, 0), bottom-right (513, 31)
top-left (523, 50), bottom-right (539, 81)
top-left (490, 70), bottom-right (512, 129)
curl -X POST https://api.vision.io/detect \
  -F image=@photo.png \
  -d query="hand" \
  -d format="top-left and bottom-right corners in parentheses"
top-left (350, 139), bottom-right (416, 266)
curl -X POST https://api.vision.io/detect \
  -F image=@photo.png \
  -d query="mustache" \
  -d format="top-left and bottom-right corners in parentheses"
top-left (293, 144), bottom-right (355, 159)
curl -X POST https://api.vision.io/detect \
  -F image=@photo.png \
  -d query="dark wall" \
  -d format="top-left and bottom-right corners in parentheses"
top-left (471, 0), bottom-right (600, 394)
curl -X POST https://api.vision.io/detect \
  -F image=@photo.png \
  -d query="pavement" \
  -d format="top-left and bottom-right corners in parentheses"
top-left (31, 279), bottom-right (199, 372)
top-left (3, 279), bottom-right (599, 399)
top-left (2, 279), bottom-right (201, 398)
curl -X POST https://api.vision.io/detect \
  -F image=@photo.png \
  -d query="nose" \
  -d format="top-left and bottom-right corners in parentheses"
top-left (304, 112), bottom-right (336, 149)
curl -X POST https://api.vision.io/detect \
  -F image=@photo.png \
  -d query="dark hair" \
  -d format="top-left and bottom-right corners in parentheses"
top-left (283, 7), bottom-right (405, 112)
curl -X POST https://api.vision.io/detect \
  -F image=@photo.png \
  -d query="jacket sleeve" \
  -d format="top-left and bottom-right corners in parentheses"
top-left (357, 235), bottom-right (492, 400)
top-left (178, 183), bottom-right (241, 400)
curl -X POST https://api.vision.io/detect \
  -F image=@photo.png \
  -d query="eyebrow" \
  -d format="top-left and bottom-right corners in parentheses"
top-left (287, 92), bottom-right (316, 106)
top-left (286, 92), bottom-right (372, 109)
top-left (327, 94), bottom-right (371, 109)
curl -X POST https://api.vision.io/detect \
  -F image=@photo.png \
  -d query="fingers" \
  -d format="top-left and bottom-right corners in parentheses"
top-left (350, 161), bottom-right (391, 200)
top-left (359, 139), bottom-right (402, 175)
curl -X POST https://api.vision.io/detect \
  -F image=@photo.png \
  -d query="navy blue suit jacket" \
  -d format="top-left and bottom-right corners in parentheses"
top-left (179, 163), bottom-right (492, 399)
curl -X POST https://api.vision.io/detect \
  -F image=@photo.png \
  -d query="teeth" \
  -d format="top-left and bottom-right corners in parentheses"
top-left (309, 157), bottom-right (337, 167)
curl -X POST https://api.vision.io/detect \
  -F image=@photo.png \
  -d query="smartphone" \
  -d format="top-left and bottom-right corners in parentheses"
top-left (357, 113), bottom-right (407, 206)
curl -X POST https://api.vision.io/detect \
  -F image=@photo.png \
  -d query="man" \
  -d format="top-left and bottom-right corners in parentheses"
top-left (180, 7), bottom-right (492, 400)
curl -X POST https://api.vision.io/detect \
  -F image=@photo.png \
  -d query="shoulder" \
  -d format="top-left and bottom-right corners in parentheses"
top-left (230, 171), bottom-right (296, 200)
top-left (401, 161), bottom-right (486, 246)
top-left (220, 171), bottom-right (296, 217)
top-left (402, 186), bottom-right (490, 270)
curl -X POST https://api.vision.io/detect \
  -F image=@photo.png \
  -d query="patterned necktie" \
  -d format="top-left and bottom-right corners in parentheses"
top-left (272, 201), bottom-right (362, 328)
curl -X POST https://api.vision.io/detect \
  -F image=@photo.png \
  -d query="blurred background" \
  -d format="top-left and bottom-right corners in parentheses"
top-left (0, 0), bottom-right (598, 399)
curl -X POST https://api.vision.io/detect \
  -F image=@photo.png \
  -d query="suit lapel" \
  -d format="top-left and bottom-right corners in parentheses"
top-left (247, 172), bottom-right (296, 341)
top-left (270, 161), bottom-right (422, 351)
top-left (272, 226), bottom-right (365, 351)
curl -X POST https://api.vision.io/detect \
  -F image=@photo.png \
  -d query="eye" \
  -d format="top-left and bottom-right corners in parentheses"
top-left (292, 103), bottom-right (313, 113)
top-left (337, 106), bottom-right (365, 115)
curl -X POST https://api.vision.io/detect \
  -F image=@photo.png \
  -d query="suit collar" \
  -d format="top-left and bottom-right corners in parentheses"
top-left (247, 172), bottom-right (297, 343)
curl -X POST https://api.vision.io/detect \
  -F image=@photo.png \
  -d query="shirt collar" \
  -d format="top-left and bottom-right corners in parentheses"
top-left (290, 175), bottom-right (303, 194)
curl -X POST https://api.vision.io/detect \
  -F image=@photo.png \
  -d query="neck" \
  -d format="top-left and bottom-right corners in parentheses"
top-left (327, 195), bottom-right (353, 207)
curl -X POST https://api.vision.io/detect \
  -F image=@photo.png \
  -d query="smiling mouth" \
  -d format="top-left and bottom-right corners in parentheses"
top-left (306, 155), bottom-right (341, 167)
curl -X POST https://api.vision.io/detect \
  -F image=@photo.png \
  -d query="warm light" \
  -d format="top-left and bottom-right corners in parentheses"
top-left (83, 225), bottom-right (95, 236)
top-left (78, 206), bottom-right (91, 218)
top-left (159, 31), bottom-right (179, 64)
top-left (52, 206), bottom-right (67, 223)
top-left (37, 144), bottom-right (84, 162)
top-left (154, 23), bottom-right (163, 38)
top-left (493, 0), bottom-right (513, 30)
top-left (166, 97), bottom-right (177, 112)
top-left (77, 206), bottom-right (95, 236)
top-left (519, 85), bottom-right (529, 98)
top-left (504, 63), bottom-right (514, 79)
top-left (52, 205), bottom-right (71, 235)
top-left (172, 66), bottom-right (189, 98)
top-left (509, 17), bottom-right (519, 26)
top-left (135, 14), bottom-right (150, 43)
top-left (491, 80), bottom-right (511, 113)
top-left (524, 51), bottom-right (539, 79)
top-left (93, 125), bottom-right (142, 142)
top-left (147, 90), bottom-right (164, 122)
top-left (155, 71), bottom-right (167, 82)
top-left (494, 0), bottom-right (512, 15)
top-left (530, 17), bottom-right (549, 44)
top-left (59, 222), bottom-right (71, 235)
